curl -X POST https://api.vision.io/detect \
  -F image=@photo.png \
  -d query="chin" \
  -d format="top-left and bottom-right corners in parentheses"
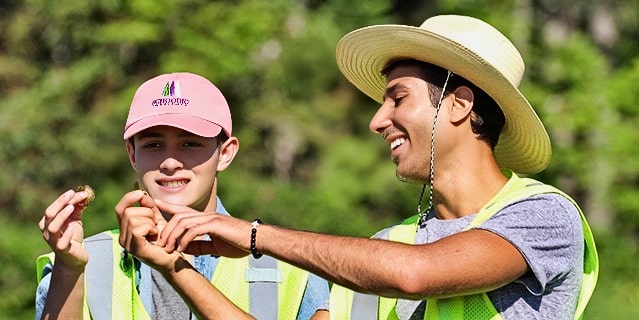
top-left (396, 170), bottom-right (428, 184)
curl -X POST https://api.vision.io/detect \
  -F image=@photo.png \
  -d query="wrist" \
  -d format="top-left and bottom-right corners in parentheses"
top-left (53, 260), bottom-right (86, 279)
top-left (250, 219), bottom-right (263, 259)
top-left (161, 254), bottom-right (193, 279)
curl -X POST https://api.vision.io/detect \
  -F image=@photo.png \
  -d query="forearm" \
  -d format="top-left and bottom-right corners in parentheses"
top-left (255, 225), bottom-right (528, 300)
top-left (40, 264), bottom-right (85, 320)
top-left (255, 224), bottom-right (421, 298)
top-left (161, 256), bottom-right (255, 320)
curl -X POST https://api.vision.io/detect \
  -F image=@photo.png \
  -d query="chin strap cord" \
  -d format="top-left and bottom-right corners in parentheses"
top-left (418, 71), bottom-right (453, 227)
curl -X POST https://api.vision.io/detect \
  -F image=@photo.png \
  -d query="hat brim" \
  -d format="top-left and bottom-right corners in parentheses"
top-left (123, 113), bottom-right (224, 139)
top-left (336, 25), bottom-right (551, 174)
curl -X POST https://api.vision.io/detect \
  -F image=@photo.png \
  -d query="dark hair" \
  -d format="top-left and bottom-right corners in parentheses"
top-left (381, 59), bottom-right (505, 150)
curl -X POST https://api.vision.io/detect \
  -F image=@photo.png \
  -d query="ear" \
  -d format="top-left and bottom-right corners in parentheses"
top-left (449, 86), bottom-right (474, 124)
top-left (126, 140), bottom-right (137, 170)
top-left (217, 137), bottom-right (239, 172)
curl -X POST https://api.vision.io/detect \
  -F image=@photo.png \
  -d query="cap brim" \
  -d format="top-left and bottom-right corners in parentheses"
top-left (124, 113), bottom-right (224, 139)
top-left (336, 25), bottom-right (551, 174)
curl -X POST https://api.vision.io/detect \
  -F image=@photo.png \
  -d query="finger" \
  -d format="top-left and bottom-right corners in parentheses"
top-left (122, 223), bottom-right (154, 253)
top-left (117, 206), bottom-right (136, 247)
top-left (138, 191), bottom-right (156, 209)
top-left (154, 199), bottom-right (198, 245)
top-left (68, 191), bottom-right (90, 209)
top-left (43, 190), bottom-right (75, 222)
top-left (163, 214), bottom-right (221, 252)
top-left (173, 222), bottom-right (205, 252)
top-left (116, 195), bottom-right (155, 244)
top-left (44, 194), bottom-right (87, 244)
top-left (114, 190), bottom-right (147, 221)
top-left (121, 218), bottom-right (148, 251)
top-left (159, 213), bottom-right (205, 251)
top-left (160, 219), bottom-right (188, 252)
top-left (45, 204), bottom-right (75, 237)
top-left (39, 216), bottom-right (46, 232)
top-left (56, 224), bottom-right (77, 250)
top-left (118, 207), bottom-right (156, 246)
top-left (132, 192), bottom-right (169, 235)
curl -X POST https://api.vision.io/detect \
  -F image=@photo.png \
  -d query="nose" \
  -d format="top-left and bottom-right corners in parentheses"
top-left (159, 151), bottom-right (184, 172)
top-left (369, 101), bottom-right (393, 134)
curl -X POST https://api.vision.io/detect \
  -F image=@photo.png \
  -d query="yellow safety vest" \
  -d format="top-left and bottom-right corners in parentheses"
top-left (37, 230), bottom-right (310, 319)
top-left (330, 171), bottom-right (599, 320)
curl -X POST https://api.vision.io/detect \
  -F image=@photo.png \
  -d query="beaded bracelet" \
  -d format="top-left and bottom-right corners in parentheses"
top-left (250, 219), bottom-right (263, 259)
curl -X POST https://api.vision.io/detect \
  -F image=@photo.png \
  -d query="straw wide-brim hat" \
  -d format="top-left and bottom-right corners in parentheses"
top-left (336, 15), bottom-right (551, 174)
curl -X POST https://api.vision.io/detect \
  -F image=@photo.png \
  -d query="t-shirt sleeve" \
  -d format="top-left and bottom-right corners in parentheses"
top-left (35, 262), bottom-right (53, 320)
top-left (476, 194), bottom-right (584, 295)
top-left (297, 273), bottom-right (330, 319)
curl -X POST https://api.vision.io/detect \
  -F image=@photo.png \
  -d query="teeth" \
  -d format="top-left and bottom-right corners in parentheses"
top-left (161, 180), bottom-right (188, 188)
top-left (390, 138), bottom-right (405, 150)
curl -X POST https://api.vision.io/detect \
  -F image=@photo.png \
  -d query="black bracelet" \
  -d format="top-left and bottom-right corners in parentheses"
top-left (250, 219), bottom-right (263, 259)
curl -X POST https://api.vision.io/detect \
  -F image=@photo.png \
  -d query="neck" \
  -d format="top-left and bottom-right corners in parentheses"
top-left (202, 177), bottom-right (219, 212)
top-left (431, 149), bottom-right (508, 220)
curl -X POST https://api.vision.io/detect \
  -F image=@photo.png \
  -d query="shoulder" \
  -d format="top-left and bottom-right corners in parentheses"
top-left (481, 193), bottom-right (584, 252)
top-left (493, 193), bottom-right (582, 231)
top-left (480, 193), bottom-right (584, 292)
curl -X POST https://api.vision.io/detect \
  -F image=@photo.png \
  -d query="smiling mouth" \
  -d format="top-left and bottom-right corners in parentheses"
top-left (159, 180), bottom-right (189, 188)
top-left (390, 138), bottom-right (406, 151)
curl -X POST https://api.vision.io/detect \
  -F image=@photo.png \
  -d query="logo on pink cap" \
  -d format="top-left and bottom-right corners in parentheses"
top-left (163, 80), bottom-right (181, 96)
top-left (151, 80), bottom-right (190, 108)
top-left (124, 72), bottom-right (232, 140)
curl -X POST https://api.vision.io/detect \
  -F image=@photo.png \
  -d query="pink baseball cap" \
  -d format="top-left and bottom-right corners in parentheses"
top-left (123, 72), bottom-right (232, 140)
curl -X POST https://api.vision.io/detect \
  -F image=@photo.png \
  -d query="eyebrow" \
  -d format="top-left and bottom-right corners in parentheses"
top-left (382, 83), bottom-right (408, 101)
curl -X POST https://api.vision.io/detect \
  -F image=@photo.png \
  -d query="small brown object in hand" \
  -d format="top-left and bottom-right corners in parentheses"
top-left (134, 181), bottom-right (149, 196)
top-left (75, 185), bottom-right (95, 207)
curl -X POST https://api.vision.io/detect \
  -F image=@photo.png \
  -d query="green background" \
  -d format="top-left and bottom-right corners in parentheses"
top-left (1, 0), bottom-right (638, 318)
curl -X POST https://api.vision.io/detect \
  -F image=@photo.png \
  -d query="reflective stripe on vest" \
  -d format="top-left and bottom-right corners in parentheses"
top-left (329, 171), bottom-right (599, 320)
top-left (213, 253), bottom-right (310, 319)
top-left (38, 230), bottom-right (310, 319)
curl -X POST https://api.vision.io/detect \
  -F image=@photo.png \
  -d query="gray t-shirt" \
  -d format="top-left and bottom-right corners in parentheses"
top-left (151, 268), bottom-right (192, 320)
top-left (389, 194), bottom-right (584, 320)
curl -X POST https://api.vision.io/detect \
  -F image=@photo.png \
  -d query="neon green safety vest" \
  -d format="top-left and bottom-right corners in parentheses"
top-left (37, 230), bottom-right (310, 320)
top-left (330, 171), bottom-right (599, 320)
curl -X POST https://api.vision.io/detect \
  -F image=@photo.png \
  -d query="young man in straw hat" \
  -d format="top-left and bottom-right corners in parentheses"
top-left (152, 16), bottom-right (598, 319)
top-left (36, 72), bottom-right (329, 319)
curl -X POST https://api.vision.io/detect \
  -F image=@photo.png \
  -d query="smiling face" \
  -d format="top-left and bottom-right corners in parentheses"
top-left (369, 64), bottom-right (449, 184)
top-left (127, 125), bottom-right (238, 212)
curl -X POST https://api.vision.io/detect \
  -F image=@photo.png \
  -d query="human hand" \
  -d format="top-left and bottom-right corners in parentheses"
top-left (155, 199), bottom-right (250, 258)
top-left (114, 190), bottom-right (180, 272)
top-left (39, 189), bottom-right (92, 270)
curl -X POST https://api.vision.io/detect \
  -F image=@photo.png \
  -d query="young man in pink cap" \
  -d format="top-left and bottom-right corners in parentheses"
top-left (36, 72), bottom-right (329, 319)
top-left (153, 16), bottom-right (598, 319)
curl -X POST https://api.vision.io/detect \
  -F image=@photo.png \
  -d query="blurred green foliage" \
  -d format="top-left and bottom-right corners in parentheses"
top-left (1, 0), bottom-right (638, 318)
